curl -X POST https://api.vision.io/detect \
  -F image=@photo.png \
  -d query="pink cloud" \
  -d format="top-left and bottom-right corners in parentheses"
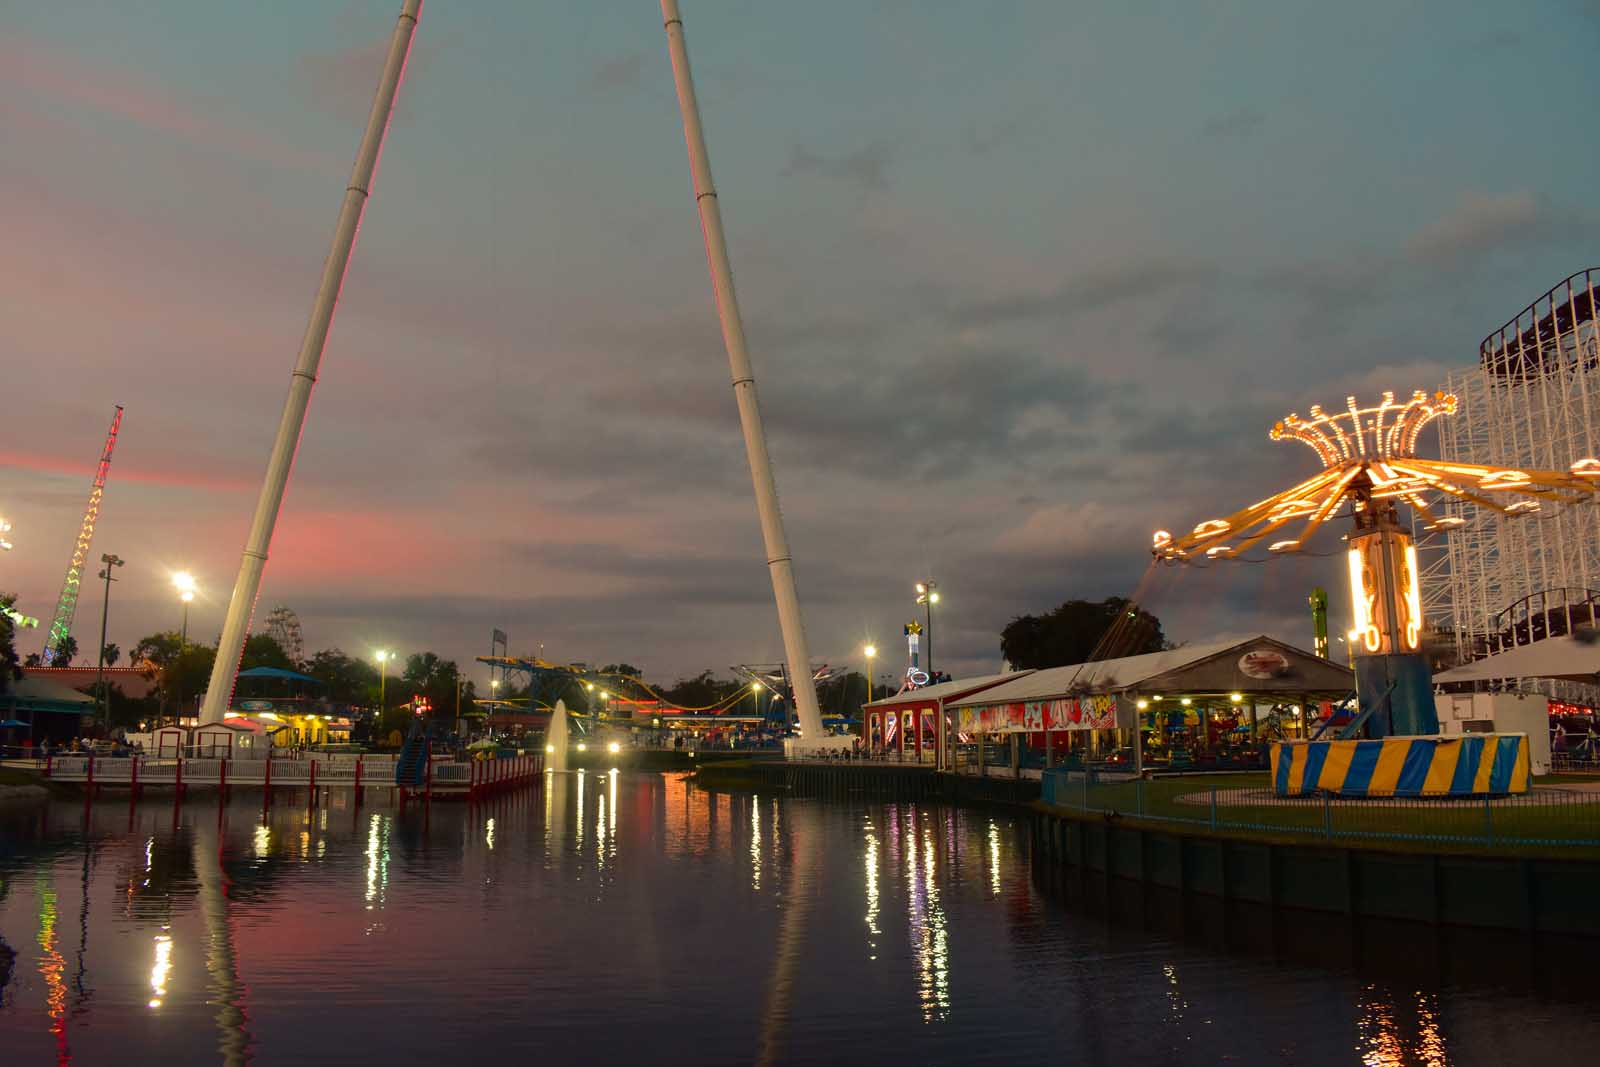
top-left (0, 449), bottom-right (254, 494)
top-left (0, 33), bottom-right (340, 174)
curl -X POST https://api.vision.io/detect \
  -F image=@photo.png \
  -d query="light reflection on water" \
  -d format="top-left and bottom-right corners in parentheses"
top-left (1, 774), bottom-right (1598, 1065)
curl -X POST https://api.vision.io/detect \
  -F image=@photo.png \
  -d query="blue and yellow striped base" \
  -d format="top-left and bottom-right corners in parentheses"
top-left (1271, 734), bottom-right (1530, 797)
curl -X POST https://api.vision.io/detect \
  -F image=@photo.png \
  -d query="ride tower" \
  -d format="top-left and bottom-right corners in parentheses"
top-left (1154, 390), bottom-right (1600, 738)
top-left (42, 405), bottom-right (123, 663)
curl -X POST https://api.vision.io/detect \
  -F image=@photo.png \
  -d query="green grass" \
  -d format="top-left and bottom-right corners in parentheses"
top-left (1049, 771), bottom-right (1600, 857)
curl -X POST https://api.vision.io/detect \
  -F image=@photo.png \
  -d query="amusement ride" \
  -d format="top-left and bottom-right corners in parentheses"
top-left (1155, 390), bottom-right (1600, 740)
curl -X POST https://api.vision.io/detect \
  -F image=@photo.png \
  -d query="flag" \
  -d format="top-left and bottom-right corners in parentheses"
top-left (492, 628), bottom-right (507, 646)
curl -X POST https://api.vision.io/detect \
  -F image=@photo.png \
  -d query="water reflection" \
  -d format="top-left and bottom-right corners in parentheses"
top-left (863, 820), bottom-right (881, 961)
top-left (3, 780), bottom-right (1599, 1065)
top-left (904, 812), bottom-right (950, 1022)
top-left (1357, 987), bottom-right (1449, 1067)
top-left (147, 931), bottom-right (172, 1008)
top-left (35, 881), bottom-right (69, 1062)
top-left (193, 814), bottom-right (252, 1064)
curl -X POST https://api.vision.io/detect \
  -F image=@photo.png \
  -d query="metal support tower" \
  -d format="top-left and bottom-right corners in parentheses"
top-left (659, 0), bottom-right (827, 748)
top-left (199, 1), bottom-right (421, 723)
top-left (42, 405), bottom-right (123, 664)
top-left (1417, 269), bottom-right (1600, 704)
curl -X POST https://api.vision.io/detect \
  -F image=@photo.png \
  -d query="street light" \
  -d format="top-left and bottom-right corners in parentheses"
top-left (863, 644), bottom-right (877, 704)
top-left (172, 572), bottom-right (197, 647)
top-left (94, 553), bottom-right (124, 723)
top-left (375, 650), bottom-right (392, 727)
top-left (170, 572), bottom-right (199, 722)
top-left (915, 580), bottom-right (939, 677)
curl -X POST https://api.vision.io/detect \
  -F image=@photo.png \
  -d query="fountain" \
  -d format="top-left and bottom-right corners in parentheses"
top-left (545, 699), bottom-right (570, 772)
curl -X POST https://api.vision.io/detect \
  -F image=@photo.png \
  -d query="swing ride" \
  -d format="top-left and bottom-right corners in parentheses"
top-left (1153, 390), bottom-right (1600, 793)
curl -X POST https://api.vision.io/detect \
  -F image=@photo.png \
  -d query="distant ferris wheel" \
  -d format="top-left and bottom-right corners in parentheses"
top-left (264, 606), bottom-right (305, 665)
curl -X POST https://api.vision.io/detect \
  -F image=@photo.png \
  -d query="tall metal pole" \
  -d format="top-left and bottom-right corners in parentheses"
top-left (659, 0), bottom-right (824, 745)
top-left (94, 554), bottom-right (122, 725)
top-left (200, 1), bottom-right (422, 723)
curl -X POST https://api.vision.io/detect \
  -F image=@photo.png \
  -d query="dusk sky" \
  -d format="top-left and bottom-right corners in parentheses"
top-left (4, 2), bottom-right (1597, 689)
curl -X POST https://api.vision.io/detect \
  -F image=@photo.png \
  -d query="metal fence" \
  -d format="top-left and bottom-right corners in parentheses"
top-left (1041, 768), bottom-right (1600, 849)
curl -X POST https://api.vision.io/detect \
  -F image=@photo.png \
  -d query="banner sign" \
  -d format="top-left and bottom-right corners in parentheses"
top-left (956, 693), bottom-right (1125, 735)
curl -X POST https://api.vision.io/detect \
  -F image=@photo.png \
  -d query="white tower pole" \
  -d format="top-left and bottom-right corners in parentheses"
top-left (659, 0), bottom-right (826, 747)
top-left (200, 1), bottom-right (422, 723)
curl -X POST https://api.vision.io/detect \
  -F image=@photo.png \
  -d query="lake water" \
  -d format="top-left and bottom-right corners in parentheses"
top-left (2, 771), bottom-right (1597, 1065)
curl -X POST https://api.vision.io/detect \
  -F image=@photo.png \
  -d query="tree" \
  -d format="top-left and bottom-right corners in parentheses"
top-left (0, 593), bottom-right (23, 693)
top-left (51, 634), bottom-right (79, 666)
top-left (303, 648), bottom-right (378, 705)
top-left (134, 631), bottom-right (185, 720)
top-left (101, 642), bottom-right (121, 667)
top-left (600, 663), bottom-right (643, 678)
top-left (662, 670), bottom-right (742, 710)
top-left (241, 633), bottom-right (294, 672)
top-left (817, 670), bottom-right (871, 714)
top-left (1000, 597), bottom-right (1167, 670)
top-left (24, 652), bottom-right (41, 667)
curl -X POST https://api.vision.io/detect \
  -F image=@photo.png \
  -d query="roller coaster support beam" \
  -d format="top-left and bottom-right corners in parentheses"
top-left (200, 0), bottom-right (421, 723)
top-left (659, 0), bottom-right (825, 747)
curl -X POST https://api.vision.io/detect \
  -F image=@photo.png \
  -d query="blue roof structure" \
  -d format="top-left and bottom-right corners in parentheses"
top-left (236, 666), bottom-right (324, 684)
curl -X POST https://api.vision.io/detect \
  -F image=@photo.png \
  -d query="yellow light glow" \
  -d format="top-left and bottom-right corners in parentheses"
top-left (1152, 530), bottom-right (1172, 549)
top-left (1402, 543), bottom-right (1423, 651)
top-left (1348, 548), bottom-right (1380, 653)
top-left (1180, 697), bottom-right (1192, 706)
top-left (577, 743), bottom-right (587, 752)
top-left (1136, 699), bottom-right (1149, 710)
top-left (1268, 540), bottom-right (1300, 552)
top-left (1230, 693), bottom-right (1242, 703)
top-left (171, 571), bottom-right (197, 594)
top-left (545, 743), bottom-right (555, 753)
top-left (1478, 470), bottom-right (1531, 489)
top-left (1572, 458), bottom-right (1600, 478)
top-left (1192, 519), bottom-right (1231, 537)
top-left (607, 741), bottom-right (620, 754)
top-left (864, 644), bottom-right (877, 658)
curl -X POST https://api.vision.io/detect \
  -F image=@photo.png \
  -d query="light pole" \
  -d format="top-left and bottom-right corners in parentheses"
top-left (171, 572), bottom-right (198, 726)
top-left (915, 581), bottom-right (940, 678)
top-left (862, 644), bottom-right (876, 705)
top-left (0, 516), bottom-right (13, 552)
top-left (94, 553), bottom-right (124, 724)
top-left (172, 572), bottom-right (197, 647)
top-left (375, 650), bottom-right (391, 736)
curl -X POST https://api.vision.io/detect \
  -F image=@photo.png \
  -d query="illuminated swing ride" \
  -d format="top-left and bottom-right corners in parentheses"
top-left (1153, 390), bottom-right (1600, 737)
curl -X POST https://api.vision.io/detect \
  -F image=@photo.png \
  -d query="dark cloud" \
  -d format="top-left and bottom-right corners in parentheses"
top-left (963, 114), bottom-right (1033, 156)
top-left (590, 52), bottom-right (647, 92)
top-left (1404, 190), bottom-right (1544, 264)
top-left (1202, 109), bottom-right (1266, 139)
top-left (1472, 29), bottom-right (1523, 52)
top-left (782, 140), bottom-right (894, 190)
top-left (947, 260), bottom-right (1218, 330)
top-left (1254, 257), bottom-right (1392, 336)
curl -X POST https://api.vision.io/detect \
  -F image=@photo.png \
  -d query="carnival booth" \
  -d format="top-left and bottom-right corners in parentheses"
top-left (192, 721), bottom-right (264, 759)
top-left (946, 636), bottom-right (1354, 774)
top-left (861, 672), bottom-right (1032, 766)
top-left (153, 725), bottom-right (188, 758)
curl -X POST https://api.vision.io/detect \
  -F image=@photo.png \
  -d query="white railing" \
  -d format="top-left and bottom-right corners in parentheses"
top-left (45, 752), bottom-right (539, 794)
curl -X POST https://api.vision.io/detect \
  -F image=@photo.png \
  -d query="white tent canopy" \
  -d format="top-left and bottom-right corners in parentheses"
top-left (946, 635), bottom-right (1350, 709)
top-left (1433, 636), bottom-right (1600, 684)
top-left (861, 671), bottom-right (1033, 710)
